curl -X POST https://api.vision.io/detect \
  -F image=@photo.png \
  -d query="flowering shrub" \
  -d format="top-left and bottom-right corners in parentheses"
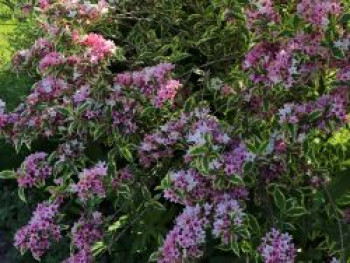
top-left (0, 0), bottom-right (349, 262)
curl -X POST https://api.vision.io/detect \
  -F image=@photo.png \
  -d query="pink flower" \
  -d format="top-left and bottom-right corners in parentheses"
top-left (245, 0), bottom-right (281, 35)
top-left (297, 0), bottom-right (342, 27)
top-left (63, 249), bottom-right (92, 263)
top-left (38, 52), bottom-right (64, 73)
top-left (258, 228), bottom-right (296, 263)
top-left (156, 79), bottom-right (181, 107)
top-left (14, 202), bottom-right (61, 260)
top-left (71, 212), bottom-right (103, 250)
top-left (114, 63), bottom-right (180, 107)
top-left (16, 152), bottom-right (52, 188)
top-left (81, 33), bottom-right (116, 63)
top-left (212, 197), bottom-right (244, 244)
top-left (72, 162), bottom-right (108, 201)
top-left (38, 0), bottom-right (50, 10)
top-left (158, 205), bottom-right (209, 263)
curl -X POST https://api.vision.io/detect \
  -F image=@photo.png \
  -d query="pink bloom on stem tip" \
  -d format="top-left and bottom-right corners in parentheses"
top-left (71, 212), bottom-right (103, 250)
top-left (158, 205), bottom-right (209, 263)
top-left (17, 152), bottom-right (52, 188)
top-left (81, 33), bottom-right (116, 63)
top-left (14, 202), bottom-right (61, 260)
top-left (38, 52), bottom-right (64, 73)
top-left (72, 162), bottom-right (107, 201)
top-left (258, 228), bottom-right (296, 263)
top-left (38, 0), bottom-right (50, 10)
top-left (156, 79), bottom-right (181, 107)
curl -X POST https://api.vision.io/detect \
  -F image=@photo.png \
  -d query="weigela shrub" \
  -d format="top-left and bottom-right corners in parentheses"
top-left (0, 0), bottom-right (349, 262)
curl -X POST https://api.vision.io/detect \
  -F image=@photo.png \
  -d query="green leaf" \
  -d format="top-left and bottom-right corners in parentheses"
top-left (149, 200), bottom-right (166, 211)
top-left (91, 241), bottom-right (107, 256)
top-left (108, 215), bottom-right (128, 232)
top-left (0, 170), bottom-right (16, 179)
top-left (57, 107), bottom-right (71, 117)
top-left (184, 96), bottom-right (196, 112)
top-left (189, 145), bottom-right (207, 156)
top-left (273, 187), bottom-right (286, 211)
top-left (18, 188), bottom-right (26, 203)
top-left (141, 186), bottom-right (152, 200)
top-left (340, 13), bottom-right (350, 24)
top-left (148, 252), bottom-right (159, 262)
top-left (286, 206), bottom-right (307, 217)
top-left (93, 125), bottom-right (107, 141)
top-left (141, 107), bottom-right (156, 118)
top-left (159, 175), bottom-right (170, 190)
top-left (331, 46), bottom-right (344, 59)
top-left (258, 140), bottom-right (269, 154)
top-left (337, 191), bottom-right (350, 206)
top-left (76, 102), bottom-right (90, 115)
top-left (230, 241), bottom-right (240, 256)
top-left (200, 156), bottom-right (210, 174)
top-left (308, 111), bottom-right (322, 122)
top-left (287, 124), bottom-right (298, 140)
top-left (119, 146), bottom-right (133, 162)
top-left (241, 240), bottom-right (252, 254)
top-left (243, 161), bottom-right (253, 174)
top-left (248, 215), bottom-right (260, 235)
top-left (229, 175), bottom-right (244, 185)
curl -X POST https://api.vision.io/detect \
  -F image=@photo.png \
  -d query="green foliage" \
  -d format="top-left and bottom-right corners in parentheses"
top-left (95, 0), bottom-right (249, 76)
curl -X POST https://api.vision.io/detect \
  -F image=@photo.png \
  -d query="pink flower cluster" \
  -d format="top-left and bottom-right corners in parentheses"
top-left (139, 108), bottom-right (230, 167)
top-left (14, 202), bottom-right (61, 260)
top-left (38, 52), bottom-right (64, 73)
top-left (155, 79), bottom-right (181, 107)
top-left (212, 197), bottom-right (244, 244)
top-left (159, 194), bottom-right (245, 262)
top-left (107, 86), bottom-right (141, 134)
top-left (186, 110), bottom-right (230, 146)
top-left (38, 0), bottom-right (50, 10)
top-left (243, 32), bottom-right (330, 87)
top-left (278, 87), bottom-right (348, 130)
top-left (57, 139), bottom-right (85, 162)
top-left (258, 228), bottom-right (296, 263)
top-left (260, 160), bottom-right (285, 181)
top-left (115, 63), bottom-right (181, 108)
top-left (139, 118), bottom-right (185, 167)
top-left (12, 38), bottom-right (54, 71)
top-left (245, 0), bottom-right (280, 35)
top-left (72, 162), bottom-right (107, 201)
top-left (63, 212), bottom-right (103, 263)
top-left (297, 0), bottom-right (342, 27)
top-left (72, 212), bottom-right (103, 249)
top-left (222, 142), bottom-right (253, 176)
top-left (337, 65), bottom-right (350, 82)
top-left (164, 169), bottom-right (212, 205)
top-left (16, 152), bottom-right (52, 188)
top-left (243, 41), bottom-right (296, 87)
top-left (13, 29), bottom-right (115, 79)
top-left (80, 33), bottom-right (116, 63)
top-left (37, 0), bottom-right (109, 24)
top-left (158, 205), bottom-right (210, 263)
top-left (112, 167), bottom-right (134, 188)
top-left (73, 84), bottom-right (90, 104)
top-left (63, 249), bottom-right (92, 263)
top-left (164, 169), bottom-right (249, 206)
top-left (27, 76), bottom-right (68, 105)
